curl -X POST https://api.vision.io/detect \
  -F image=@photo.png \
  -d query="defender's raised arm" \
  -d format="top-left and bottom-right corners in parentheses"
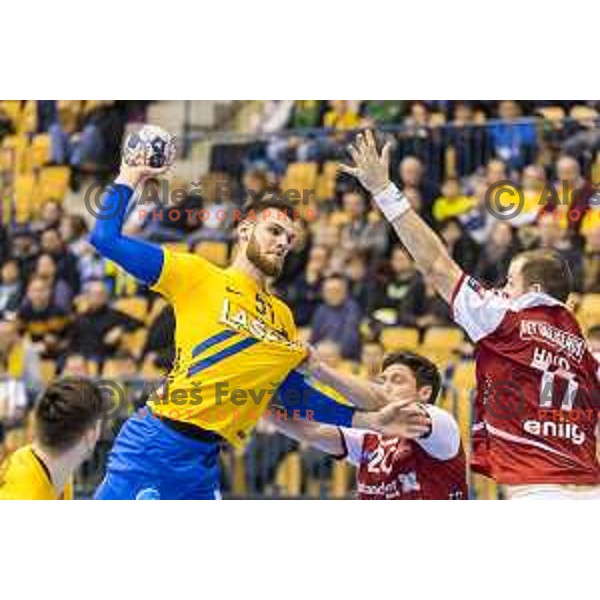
top-left (339, 130), bottom-right (463, 304)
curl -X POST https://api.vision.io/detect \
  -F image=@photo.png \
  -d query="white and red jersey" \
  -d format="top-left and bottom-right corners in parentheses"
top-left (340, 405), bottom-right (468, 500)
top-left (451, 273), bottom-right (600, 486)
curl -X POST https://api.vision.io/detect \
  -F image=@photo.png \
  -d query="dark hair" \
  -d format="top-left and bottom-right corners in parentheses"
top-left (238, 197), bottom-right (297, 224)
top-left (34, 379), bottom-right (105, 452)
top-left (518, 249), bottom-right (573, 303)
top-left (381, 350), bottom-right (442, 404)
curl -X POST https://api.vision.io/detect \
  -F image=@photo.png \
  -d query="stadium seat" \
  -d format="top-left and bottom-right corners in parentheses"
top-left (14, 174), bottom-right (36, 222)
top-left (282, 162), bottom-right (318, 194)
top-left (380, 327), bottom-right (420, 352)
top-left (449, 361), bottom-right (476, 443)
top-left (113, 297), bottom-right (149, 322)
top-left (537, 106), bottom-right (565, 122)
top-left (37, 166), bottom-right (70, 202)
top-left (315, 161), bottom-right (338, 201)
top-left (274, 451), bottom-right (302, 497)
top-left (577, 294), bottom-right (600, 330)
top-left (194, 241), bottom-right (229, 266)
top-left (422, 326), bottom-right (464, 351)
top-left (0, 101), bottom-right (22, 124)
top-left (27, 134), bottom-right (52, 170)
top-left (331, 461), bottom-right (352, 499)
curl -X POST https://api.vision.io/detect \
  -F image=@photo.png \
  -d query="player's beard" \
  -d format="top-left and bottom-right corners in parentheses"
top-left (246, 232), bottom-right (283, 278)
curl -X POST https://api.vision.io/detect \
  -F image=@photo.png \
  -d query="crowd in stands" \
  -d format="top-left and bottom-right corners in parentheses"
top-left (2, 99), bottom-right (600, 498)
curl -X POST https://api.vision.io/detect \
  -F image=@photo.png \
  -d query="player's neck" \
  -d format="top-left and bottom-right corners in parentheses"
top-left (31, 442), bottom-right (78, 495)
top-left (231, 254), bottom-right (267, 289)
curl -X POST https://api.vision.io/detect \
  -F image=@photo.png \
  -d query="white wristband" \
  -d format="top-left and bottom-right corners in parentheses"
top-left (373, 183), bottom-right (411, 222)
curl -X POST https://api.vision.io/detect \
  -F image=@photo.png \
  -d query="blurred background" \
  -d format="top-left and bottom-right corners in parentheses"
top-left (2, 99), bottom-right (600, 499)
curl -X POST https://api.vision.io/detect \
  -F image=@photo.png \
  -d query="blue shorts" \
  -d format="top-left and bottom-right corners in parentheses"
top-left (94, 410), bottom-right (221, 500)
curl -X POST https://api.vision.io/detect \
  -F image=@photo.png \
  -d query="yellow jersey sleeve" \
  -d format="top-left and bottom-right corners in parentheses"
top-left (151, 248), bottom-right (221, 304)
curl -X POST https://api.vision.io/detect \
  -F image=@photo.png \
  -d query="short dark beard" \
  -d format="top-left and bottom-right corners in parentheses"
top-left (246, 232), bottom-right (282, 278)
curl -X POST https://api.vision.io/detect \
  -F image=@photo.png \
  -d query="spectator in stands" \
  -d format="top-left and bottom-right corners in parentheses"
top-left (416, 275), bottom-right (452, 328)
top-left (36, 200), bottom-right (64, 232)
top-left (290, 101), bottom-right (324, 129)
top-left (361, 101), bottom-right (405, 126)
top-left (438, 218), bottom-right (479, 272)
top-left (0, 317), bottom-right (42, 398)
top-left (474, 221), bottom-right (518, 287)
top-left (313, 339), bottom-right (346, 370)
top-left (34, 253), bottom-right (73, 310)
top-left (17, 276), bottom-right (71, 360)
top-left (397, 156), bottom-right (439, 223)
top-left (310, 274), bottom-right (362, 361)
top-left (103, 350), bottom-right (138, 379)
top-left (553, 155), bottom-right (594, 230)
top-left (69, 281), bottom-right (142, 365)
top-left (369, 246), bottom-right (425, 327)
top-left (61, 354), bottom-right (91, 378)
top-left (458, 177), bottom-right (493, 245)
top-left (489, 100), bottom-right (537, 170)
top-left (345, 253), bottom-right (373, 310)
top-left (515, 164), bottom-right (547, 226)
top-left (40, 227), bottom-right (81, 295)
top-left (432, 177), bottom-right (476, 222)
top-left (532, 212), bottom-right (584, 291)
top-left (358, 340), bottom-right (384, 380)
top-left (60, 215), bottom-right (90, 256)
top-left (0, 259), bottom-right (23, 315)
top-left (11, 229), bottom-right (38, 283)
top-left (323, 100), bottom-right (361, 131)
top-left (338, 191), bottom-right (389, 259)
top-left (583, 226), bottom-right (600, 293)
top-left (284, 245), bottom-right (329, 327)
top-left (77, 241), bottom-right (106, 288)
top-left (448, 101), bottom-right (489, 177)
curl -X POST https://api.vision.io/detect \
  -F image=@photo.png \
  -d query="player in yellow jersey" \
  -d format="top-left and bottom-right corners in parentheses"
top-left (0, 379), bottom-right (104, 500)
top-left (91, 145), bottom-right (387, 499)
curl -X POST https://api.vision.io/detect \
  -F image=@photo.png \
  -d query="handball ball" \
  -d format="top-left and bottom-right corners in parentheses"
top-left (123, 125), bottom-right (176, 169)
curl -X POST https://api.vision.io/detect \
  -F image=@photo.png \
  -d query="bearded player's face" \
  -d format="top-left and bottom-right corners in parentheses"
top-left (245, 211), bottom-right (296, 278)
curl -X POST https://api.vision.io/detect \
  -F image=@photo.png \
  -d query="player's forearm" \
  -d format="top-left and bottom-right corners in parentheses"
top-left (375, 184), bottom-right (462, 304)
top-left (89, 181), bottom-right (164, 285)
top-left (310, 362), bottom-right (387, 411)
top-left (276, 370), bottom-right (355, 427)
top-left (264, 414), bottom-right (344, 456)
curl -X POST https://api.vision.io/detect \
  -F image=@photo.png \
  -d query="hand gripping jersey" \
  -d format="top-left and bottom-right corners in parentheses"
top-left (452, 274), bottom-right (600, 485)
top-left (340, 405), bottom-right (467, 500)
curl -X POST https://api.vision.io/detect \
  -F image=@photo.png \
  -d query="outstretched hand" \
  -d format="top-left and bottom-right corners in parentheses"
top-left (339, 130), bottom-right (392, 195)
top-left (371, 401), bottom-right (432, 439)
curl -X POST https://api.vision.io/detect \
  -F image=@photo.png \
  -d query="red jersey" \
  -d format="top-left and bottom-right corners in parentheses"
top-left (452, 274), bottom-right (600, 485)
top-left (340, 405), bottom-right (468, 500)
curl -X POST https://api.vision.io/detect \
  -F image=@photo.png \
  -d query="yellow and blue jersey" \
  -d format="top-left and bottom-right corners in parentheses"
top-left (0, 445), bottom-right (73, 500)
top-left (148, 249), bottom-right (307, 447)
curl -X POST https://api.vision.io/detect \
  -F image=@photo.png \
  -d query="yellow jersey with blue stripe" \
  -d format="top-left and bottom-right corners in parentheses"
top-left (0, 445), bottom-right (73, 500)
top-left (148, 249), bottom-right (307, 447)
